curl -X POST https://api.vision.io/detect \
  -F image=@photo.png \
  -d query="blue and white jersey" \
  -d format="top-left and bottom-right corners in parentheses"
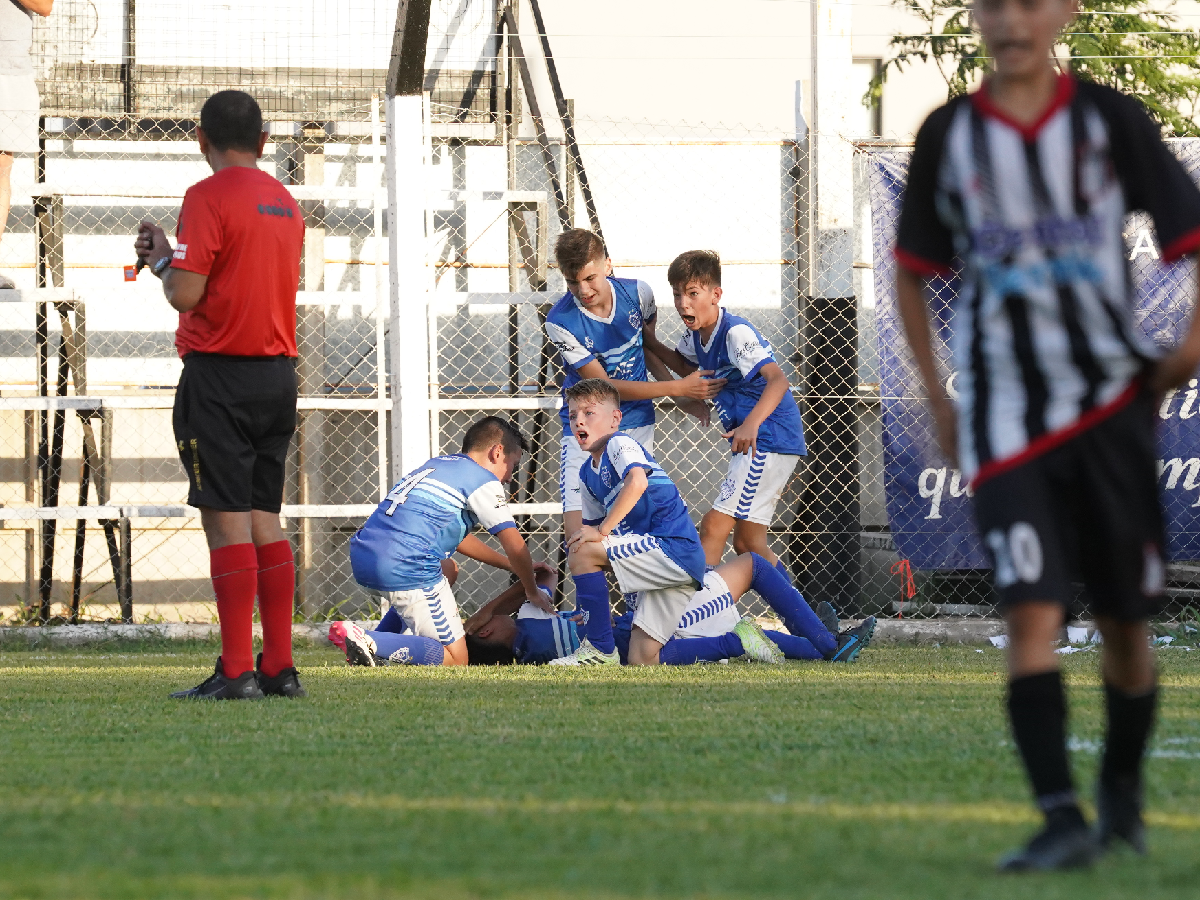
top-left (545, 276), bottom-right (657, 437)
top-left (579, 432), bottom-right (706, 587)
top-left (675, 309), bottom-right (806, 456)
top-left (512, 598), bottom-right (583, 664)
top-left (350, 454), bottom-right (516, 591)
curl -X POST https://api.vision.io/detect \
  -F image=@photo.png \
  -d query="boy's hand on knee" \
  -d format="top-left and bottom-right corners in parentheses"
top-left (567, 525), bottom-right (605, 549)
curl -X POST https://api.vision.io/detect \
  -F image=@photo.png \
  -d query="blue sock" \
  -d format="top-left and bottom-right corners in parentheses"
top-left (765, 629), bottom-right (822, 660)
top-left (750, 552), bottom-right (836, 658)
top-left (775, 558), bottom-right (790, 581)
top-left (659, 633), bottom-right (744, 665)
top-left (376, 607), bottom-right (408, 633)
top-left (572, 571), bottom-right (615, 653)
top-left (367, 631), bottom-right (444, 665)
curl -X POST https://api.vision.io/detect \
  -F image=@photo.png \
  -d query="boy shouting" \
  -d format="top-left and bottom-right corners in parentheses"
top-left (551, 379), bottom-right (707, 666)
top-left (896, 0), bottom-right (1200, 872)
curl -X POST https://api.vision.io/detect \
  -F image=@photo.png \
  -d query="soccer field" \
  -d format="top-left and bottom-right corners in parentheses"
top-left (1, 643), bottom-right (1198, 900)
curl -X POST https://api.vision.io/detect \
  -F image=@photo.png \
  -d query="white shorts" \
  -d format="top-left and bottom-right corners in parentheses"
top-left (381, 577), bottom-right (465, 646)
top-left (711, 450), bottom-right (800, 525)
top-left (603, 532), bottom-right (693, 645)
top-left (629, 570), bottom-right (739, 640)
top-left (560, 423), bottom-right (654, 513)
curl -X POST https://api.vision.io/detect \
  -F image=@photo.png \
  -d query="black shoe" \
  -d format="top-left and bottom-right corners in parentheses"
top-left (1096, 776), bottom-right (1146, 855)
top-left (815, 601), bottom-right (839, 635)
top-left (170, 657), bottom-right (264, 700)
top-left (255, 652), bottom-right (307, 698)
top-left (998, 808), bottom-right (1097, 872)
top-left (831, 616), bottom-right (876, 662)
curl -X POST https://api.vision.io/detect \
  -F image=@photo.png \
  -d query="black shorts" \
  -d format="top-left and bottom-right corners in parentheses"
top-left (972, 392), bottom-right (1166, 621)
top-left (172, 354), bottom-right (298, 513)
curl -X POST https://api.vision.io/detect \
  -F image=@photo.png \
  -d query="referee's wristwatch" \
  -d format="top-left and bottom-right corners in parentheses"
top-left (151, 255), bottom-right (172, 277)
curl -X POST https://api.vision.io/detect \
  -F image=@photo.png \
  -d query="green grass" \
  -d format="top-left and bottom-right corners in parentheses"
top-left (1, 643), bottom-right (1198, 900)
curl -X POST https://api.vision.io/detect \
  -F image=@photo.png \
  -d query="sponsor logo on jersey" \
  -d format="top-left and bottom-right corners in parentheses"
top-left (257, 199), bottom-right (295, 218)
top-left (173, 243), bottom-right (188, 260)
top-left (734, 341), bottom-right (761, 362)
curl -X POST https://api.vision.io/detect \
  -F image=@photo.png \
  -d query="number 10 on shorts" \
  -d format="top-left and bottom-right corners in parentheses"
top-left (986, 522), bottom-right (1044, 589)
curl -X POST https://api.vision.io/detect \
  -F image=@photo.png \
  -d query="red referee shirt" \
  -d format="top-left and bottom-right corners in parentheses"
top-left (171, 166), bottom-right (304, 358)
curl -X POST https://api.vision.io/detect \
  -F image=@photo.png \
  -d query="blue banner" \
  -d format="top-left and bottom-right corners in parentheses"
top-left (867, 141), bottom-right (1200, 569)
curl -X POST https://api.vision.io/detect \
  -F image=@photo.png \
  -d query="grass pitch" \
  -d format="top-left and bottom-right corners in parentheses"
top-left (1, 642), bottom-right (1198, 900)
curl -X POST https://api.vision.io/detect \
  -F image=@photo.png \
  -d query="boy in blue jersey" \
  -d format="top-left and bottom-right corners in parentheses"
top-left (546, 229), bottom-right (725, 539)
top-left (330, 558), bottom-right (580, 666)
top-left (643, 250), bottom-right (806, 569)
top-left (550, 378), bottom-right (707, 666)
top-left (348, 416), bottom-right (551, 666)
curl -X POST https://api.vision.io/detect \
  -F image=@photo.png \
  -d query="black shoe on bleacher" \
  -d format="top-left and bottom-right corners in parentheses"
top-left (1096, 776), bottom-right (1147, 855)
top-left (815, 601), bottom-right (839, 635)
top-left (170, 657), bottom-right (264, 700)
top-left (997, 807), bottom-right (1097, 872)
top-left (255, 652), bottom-right (307, 698)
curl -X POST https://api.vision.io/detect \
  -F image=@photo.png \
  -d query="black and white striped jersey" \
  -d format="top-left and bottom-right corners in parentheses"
top-left (896, 75), bottom-right (1200, 486)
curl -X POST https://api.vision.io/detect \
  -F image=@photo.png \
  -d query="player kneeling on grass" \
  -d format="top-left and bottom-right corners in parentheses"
top-left (896, 0), bottom-right (1200, 872)
top-left (550, 378), bottom-right (708, 666)
top-left (347, 416), bottom-right (553, 666)
top-left (642, 250), bottom-right (806, 573)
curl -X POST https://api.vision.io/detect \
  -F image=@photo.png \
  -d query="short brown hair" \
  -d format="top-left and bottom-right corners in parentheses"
top-left (667, 249), bottom-right (721, 289)
top-left (555, 229), bottom-right (607, 279)
top-left (461, 416), bottom-right (529, 456)
top-left (564, 377), bottom-right (620, 408)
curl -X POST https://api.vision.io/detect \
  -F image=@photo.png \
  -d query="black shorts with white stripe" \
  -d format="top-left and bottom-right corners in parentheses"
top-left (971, 391), bottom-right (1166, 621)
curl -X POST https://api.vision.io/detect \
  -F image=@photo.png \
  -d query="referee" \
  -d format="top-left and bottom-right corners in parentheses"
top-left (135, 91), bottom-right (305, 700)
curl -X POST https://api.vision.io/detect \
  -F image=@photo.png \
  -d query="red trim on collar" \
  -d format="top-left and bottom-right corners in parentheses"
top-left (970, 74), bottom-right (1076, 141)
top-left (971, 378), bottom-right (1140, 489)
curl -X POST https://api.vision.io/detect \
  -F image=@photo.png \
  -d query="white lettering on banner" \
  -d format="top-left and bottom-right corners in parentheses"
top-left (918, 466), bottom-right (972, 519)
top-left (1129, 228), bottom-right (1160, 260)
top-left (1158, 458), bottom-right (1200, 507)
top-left (1159, 379), bottom-right (1199, 420)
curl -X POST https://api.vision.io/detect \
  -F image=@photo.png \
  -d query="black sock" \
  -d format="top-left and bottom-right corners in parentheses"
top-left (1008, 671), bottom-right (1080, 819)
top-left (1101, 681), bottom-right (1158, 789)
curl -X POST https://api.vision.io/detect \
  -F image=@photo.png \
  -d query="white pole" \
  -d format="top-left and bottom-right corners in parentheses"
top-left (812, 0), bottom-right (855, 298)
top-left (386, 93), bottom-right (433, 480)
top-left (371, 94), bottom-right (389, 498)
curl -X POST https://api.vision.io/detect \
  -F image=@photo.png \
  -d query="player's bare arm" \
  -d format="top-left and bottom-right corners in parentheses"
top-left (495, 527), bottom-right (555, 613)
top-left (574, 357), bottom-right (724, 402)
top-left (567, 466), bottom-right (648, 550)
top-left (644, 343), bottom-right (710, 424)
top-left (723, 361), bottom-right (789, 456)
top-left (464, 566), bottom-right (558, 635)
top-left (1151, 280), bottom-right (1200, 393)
top-left (18, 0), bottom-right (54, 15)
top-left (641, 320), bottom-right (697, 378)
top-left (896, 266), bottom-right (957, 466)
top-left (455, 533), bottom-right (513, 572)
top-left (134, 221), bottom-right (208, 312)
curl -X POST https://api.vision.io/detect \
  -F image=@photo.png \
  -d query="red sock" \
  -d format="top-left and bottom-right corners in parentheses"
top-left (256, 540), bottom-right (296, 677)
top-left (211, 543), bottom-right (258, 678)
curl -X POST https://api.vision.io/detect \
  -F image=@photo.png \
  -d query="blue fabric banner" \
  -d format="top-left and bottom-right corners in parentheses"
top-left (867, 141), bottom-right (1200, 569)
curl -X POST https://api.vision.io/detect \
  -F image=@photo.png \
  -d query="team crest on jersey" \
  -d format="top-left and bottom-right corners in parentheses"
top-left (717, 477), bottom-right (736, 502)
top-left (584, 336), bottom-right (594, 350)
top-left (600, 465), bottom-right (612, 488)
top-left (387, 647), bottom-right (413, 664)
top-left (628, 308), bottom-right (642, 328)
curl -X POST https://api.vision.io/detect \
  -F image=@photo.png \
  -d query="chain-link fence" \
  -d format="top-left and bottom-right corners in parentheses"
top-left (3, 1), bottom-right (1198, 627)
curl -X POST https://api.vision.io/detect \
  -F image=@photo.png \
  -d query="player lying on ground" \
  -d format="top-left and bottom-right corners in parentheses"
top-left (329, 553), bottom-right (876, 666)
top-left (546, 229), bottom-right (724, 541)
top-left (348, 416), bottom-right (552, 666)
top-left (895, 0), bottom-right (1200, 872)
top-left (642, 250), bottom-right (807, 573)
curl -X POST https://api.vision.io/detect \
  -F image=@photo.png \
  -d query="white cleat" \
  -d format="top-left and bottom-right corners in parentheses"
top-left (733, 616), bottom-right (784, 664)
top-left (546, 638), bottom-right (620, 667)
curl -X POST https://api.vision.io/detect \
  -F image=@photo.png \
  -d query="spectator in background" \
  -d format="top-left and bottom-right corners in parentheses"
top-left (0, 0), bottom-right (54, 290)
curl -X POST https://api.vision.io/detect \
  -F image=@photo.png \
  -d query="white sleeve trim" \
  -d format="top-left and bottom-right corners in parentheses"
top-left (607, 434), bottom-right (652, 477)
top-left (675, 330), bottom-right (699, 366)
top-left (637, 280), bottom-right (657, 321)
top-left (545, 319), bottom-right (594, 368)
top-left (466, 480), bottom-right (517, 534)
top-left (726, 323), bottom-right (773, 378)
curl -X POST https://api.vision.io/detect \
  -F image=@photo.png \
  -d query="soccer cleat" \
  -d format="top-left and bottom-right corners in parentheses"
top-left (337, 622), bottom-right (379, 667)
top-left (831, 616), bottom-right (877, 662)
top-left (255, 653), bottom-right (307, 698)
top-left (546, 638), bottom-right (620, 667)
top-left (998, 810), bottom-right (1098, 872)
top-left (815, 600), bottom-right (839, 635)
top-left (327, 620), bottom-right (352, 653)
top-left (1095, 777), bottom-right (1147, 855)
top-left (170, 657), bottom-right (264, 700)
top-left (733, 616), bottom-right (784, 664)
